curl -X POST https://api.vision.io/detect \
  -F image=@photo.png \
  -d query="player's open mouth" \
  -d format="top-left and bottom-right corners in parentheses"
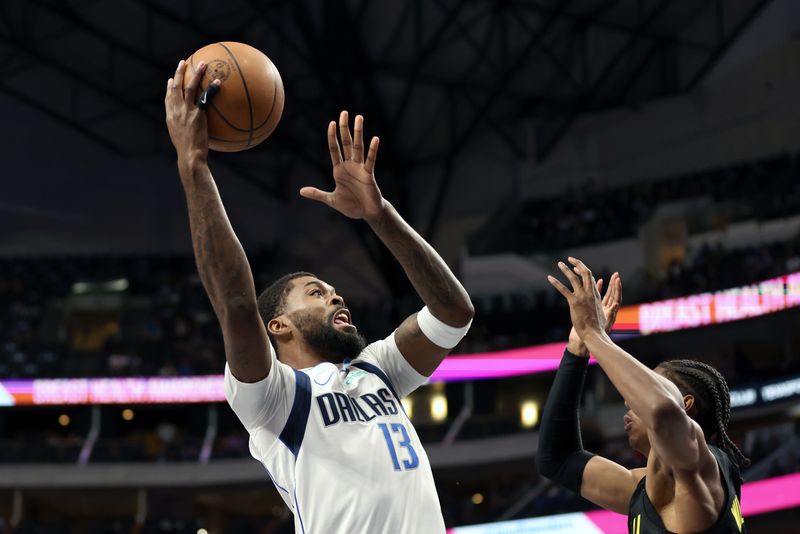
top-left (332, 309), bottom-right (356, 330)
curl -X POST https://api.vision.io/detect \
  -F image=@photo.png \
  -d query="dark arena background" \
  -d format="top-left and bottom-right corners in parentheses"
top-left (2, 0), bottom-right (800, 532)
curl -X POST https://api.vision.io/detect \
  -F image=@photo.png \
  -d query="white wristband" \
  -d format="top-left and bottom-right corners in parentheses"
top-left (416, 306), bottom-right (472, 349)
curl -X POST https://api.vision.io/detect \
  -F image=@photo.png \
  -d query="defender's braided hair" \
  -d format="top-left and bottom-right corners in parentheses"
top-left (657, 359), bottom-right (750, 475)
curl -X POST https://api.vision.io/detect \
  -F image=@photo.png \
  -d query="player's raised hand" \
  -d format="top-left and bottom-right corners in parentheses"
top-left (164, 60), bottom-right (221, 162)
top-left (548, 257), bottom-right (609, 340)
top-left (600, 271), bottom-right (622, 332)
top-left (300, 111), bottom-right (385, 220)
top-left (566, 272), bottom-right (622, 356)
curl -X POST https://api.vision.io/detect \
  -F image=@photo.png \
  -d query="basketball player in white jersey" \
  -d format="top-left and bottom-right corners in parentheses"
top-left (165, 61), bottom-right (474, 533)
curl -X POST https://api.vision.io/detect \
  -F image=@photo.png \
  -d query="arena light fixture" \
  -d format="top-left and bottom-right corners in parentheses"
top-left (71, 278), bottom-right (129, 294)
top-left (431, 394), bottom-right (447, 421)
top-left (520, 401), bottom-right (539, 428)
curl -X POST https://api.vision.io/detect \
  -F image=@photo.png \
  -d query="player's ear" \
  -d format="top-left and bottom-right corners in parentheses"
top-left (683, 394), bottom-right (695, 413)
top-left (268, 316), bottom-right (292, 341)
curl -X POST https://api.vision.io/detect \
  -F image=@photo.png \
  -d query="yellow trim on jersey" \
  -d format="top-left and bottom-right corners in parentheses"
top-left (631, 514), bottom-right (641, 534)
top-left (731, 495), bottom-right (744, 531)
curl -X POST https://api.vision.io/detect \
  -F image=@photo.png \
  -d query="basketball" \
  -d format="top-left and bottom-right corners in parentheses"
top-left (184, 42), bottom-right (284, 152)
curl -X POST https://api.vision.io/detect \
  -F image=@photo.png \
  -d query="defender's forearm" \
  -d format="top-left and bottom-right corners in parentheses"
top-left (179, 159), bottom-right (257, 315)
top-left (582, 331), bottom-right (684, 430)
top-left (365, 201), bottom-right (473, 326)
top-left (536, 350), bottom-right (595, 492)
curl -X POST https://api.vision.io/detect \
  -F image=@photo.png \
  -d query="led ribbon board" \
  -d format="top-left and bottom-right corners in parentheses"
top-left (613, 271), bottom-right (800, 335)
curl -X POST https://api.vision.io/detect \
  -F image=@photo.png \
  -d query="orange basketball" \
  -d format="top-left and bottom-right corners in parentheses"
top-left (184, 42), bottom-right (284, 152)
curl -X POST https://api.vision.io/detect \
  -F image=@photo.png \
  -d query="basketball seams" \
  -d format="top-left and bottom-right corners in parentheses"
top-left (209, 104), bottom-right (251, 133)
top-left (207, 78), bottom-right (277, 134)
top-left (188, 42), bottom-right (281, 151)
top-left (209, 127), bottom-right (276, 152)
top-left (252, 64), bottom-right (280, 131)
top-left (209, 129), bottom-right (274, 143)
top-left (217, 42), bottom-right (254, 147)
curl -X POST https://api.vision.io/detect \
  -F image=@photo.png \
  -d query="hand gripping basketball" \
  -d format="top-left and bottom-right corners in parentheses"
top-left (165, 60), bottom-right (216, 161)
top-left (184, 42), bottom-right (285, 152)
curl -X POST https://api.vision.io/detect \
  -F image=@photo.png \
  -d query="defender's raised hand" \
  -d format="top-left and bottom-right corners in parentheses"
top-left (566, 272), bottom-right (622, 356)
top-left (300, 111), bottom-right (385, 220)
top-left (548, 257), bottom-right (609, 340)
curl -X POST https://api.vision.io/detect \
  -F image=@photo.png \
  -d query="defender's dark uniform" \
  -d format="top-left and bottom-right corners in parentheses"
top-left (628, 446), bottom-right (745, 533)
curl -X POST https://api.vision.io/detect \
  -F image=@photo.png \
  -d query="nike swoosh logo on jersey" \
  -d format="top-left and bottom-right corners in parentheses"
top-left (314, 372), bottom-right (334, 386)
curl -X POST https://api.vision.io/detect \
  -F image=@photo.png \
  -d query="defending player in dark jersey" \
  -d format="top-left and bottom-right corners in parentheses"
top-left (539, 258), bottom-right (748, 533)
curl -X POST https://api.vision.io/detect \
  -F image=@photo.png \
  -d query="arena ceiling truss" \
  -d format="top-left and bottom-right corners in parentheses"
top-left (0, 0), bottom-right (772, 295)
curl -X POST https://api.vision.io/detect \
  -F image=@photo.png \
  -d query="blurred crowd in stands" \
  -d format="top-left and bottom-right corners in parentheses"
top-left (1, 230), bottom-right (798, 380)
top-left (0, 252), bottom-right (404, 379)
top-left (473, 153), bottom-right (800, 254)
top-left (646, 236), bottom-right (800, 300)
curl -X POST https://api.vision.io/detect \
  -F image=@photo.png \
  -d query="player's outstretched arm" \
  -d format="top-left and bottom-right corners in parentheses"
top-left (165, 60), bottom-right (270, 384)
top-left (300, 111), bottom-right (474, 376)
top-left (547, 258), bottom-right (713, 473)
top-left (538, 272), bottom-right (645, 514)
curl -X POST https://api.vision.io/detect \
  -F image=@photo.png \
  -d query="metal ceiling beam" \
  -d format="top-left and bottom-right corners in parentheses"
top-left (536, 0), bottom-right (672, 160)
top-left (0, 78), bottom-right (126, 155)
top-left (0, 30), bottom-right (158, 133)
top-left (687, 0), bottom-right (773, 89)
top-left (625, 0), bottom-right (717, 99)
top-left (374, 0), bottom-right (416, 61)
top-left (510, 0), bottom-right (714, 52)
top-left (30, 0), bottom-right (172, 73)
top-left (439, 0), bottom-right (503, 76)
top-left (446, 0), bottom-right (573, 157)
top-left (617, 38), bottom-right (666, 103)
top-left (416, 1), bottom-right (528, 162)
top-left (536, 0), bottom-right (773, 160)
top-left (390, 0), bottom-right (474, 131)
top-left (419, 0), bottom-right (573, 245)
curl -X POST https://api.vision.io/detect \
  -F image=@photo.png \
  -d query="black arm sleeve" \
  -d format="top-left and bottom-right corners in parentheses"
top-left (535, 349), bottom-right (595, 493)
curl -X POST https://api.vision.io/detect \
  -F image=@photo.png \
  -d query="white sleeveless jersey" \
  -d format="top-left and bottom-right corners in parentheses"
top-left (224, 331), bottom-right (445, 534)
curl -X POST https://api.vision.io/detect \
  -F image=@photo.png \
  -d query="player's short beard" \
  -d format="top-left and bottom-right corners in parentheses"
top-left (289, 309), bottom-right (367, 363)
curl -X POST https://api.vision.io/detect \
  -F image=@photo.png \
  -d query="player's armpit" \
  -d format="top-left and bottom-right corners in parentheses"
top-left (220, 300), bottom-right (272, 383)
top-left (394, 313), bottom-right (450, 377)
top-left (580, 457), bottom-right (646, 514)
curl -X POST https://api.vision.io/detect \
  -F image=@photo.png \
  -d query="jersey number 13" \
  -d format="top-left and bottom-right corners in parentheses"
top-left (378, 423), bottom-right (419, 470)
